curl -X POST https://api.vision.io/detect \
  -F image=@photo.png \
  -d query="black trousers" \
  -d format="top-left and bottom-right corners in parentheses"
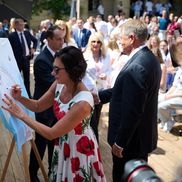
top-left (90, 103), bottom-right (103, 142)
top-left (17, 56), bottom-right (31, 98)
top-left (29, 117), bottom-right (56, 181)
top-left (112, 153), bottom-right (148, 182)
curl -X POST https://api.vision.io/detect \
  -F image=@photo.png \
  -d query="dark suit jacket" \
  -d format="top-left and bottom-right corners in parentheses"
top-left (0, 31), bottom-right (8, 37)
top-left (33, 46), bottom-right (56, 125)
top-left (99, 47), bottom-right (161, 157)
top-left (73, 28), bottom-right (91, 48)
top-left (8, 30), bottom-right (37, 66)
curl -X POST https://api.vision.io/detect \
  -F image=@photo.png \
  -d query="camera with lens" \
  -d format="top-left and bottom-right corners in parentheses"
top-left (122, 159), bottom-right (163, 182)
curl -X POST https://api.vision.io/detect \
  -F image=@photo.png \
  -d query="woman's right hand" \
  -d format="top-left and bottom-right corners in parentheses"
top-left (2, 93), bottom-right (25, 120)
top-left (11, 84), bottom-right (22, 101)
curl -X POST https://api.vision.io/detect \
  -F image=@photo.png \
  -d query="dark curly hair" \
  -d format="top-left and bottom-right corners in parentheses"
top-left (54, 46), bottom-right (87, 84)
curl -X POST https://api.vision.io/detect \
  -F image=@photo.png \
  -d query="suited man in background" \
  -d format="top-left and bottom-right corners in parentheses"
top-left (72, 18), bottom-right (91, 52)
top-left (29, 25), bottom-right (65, 182)
top-left (99, 19), bottom-right (161, 182)
top-left (8, 18), bottom-right (37, 98)
top-left (0, 21), bottom-right (8, 37)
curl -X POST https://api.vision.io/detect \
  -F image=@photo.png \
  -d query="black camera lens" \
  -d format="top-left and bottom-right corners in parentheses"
top-left (123, 159), bottom-right (163, 182)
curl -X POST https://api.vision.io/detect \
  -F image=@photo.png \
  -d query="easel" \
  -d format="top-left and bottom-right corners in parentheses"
top-left (0, 137), bottom-right (49, 182)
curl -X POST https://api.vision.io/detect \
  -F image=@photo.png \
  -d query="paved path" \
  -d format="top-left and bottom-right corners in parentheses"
top-left (100, 105), bottom-right (182, 182)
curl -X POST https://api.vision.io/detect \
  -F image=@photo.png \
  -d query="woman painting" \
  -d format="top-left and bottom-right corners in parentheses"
top-left (2, 46), bottom-right (106, 182)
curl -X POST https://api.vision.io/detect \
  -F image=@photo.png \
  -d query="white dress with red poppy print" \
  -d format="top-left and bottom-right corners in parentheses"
top-left (49, 84), bottom-right (106, 182)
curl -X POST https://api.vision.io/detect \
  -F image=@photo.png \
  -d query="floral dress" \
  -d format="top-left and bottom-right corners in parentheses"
top-left (49, 84), bottom-right (106, 182)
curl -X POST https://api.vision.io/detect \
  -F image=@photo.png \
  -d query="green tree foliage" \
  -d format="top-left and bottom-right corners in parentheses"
top-left (32, 0), bottom-right (70, 19)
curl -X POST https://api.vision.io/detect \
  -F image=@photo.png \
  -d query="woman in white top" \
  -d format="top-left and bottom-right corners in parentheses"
top-left (107, 32), bottom-right (128, 87)
top-left (160, 39), bottom-right (176, 91)
top-left (84, 32), bottom-right (111, 90)
top-left (148, 34), bottom-right (167, 93)
top-left (83, 32), bottom-right (110, 141)
top-left (158, 39), bottom-right (182, 132)
top-left (55, 19), bottom-right (77, 48)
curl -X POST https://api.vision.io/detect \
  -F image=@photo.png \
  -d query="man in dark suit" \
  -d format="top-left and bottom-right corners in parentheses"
top-left (72, 18), bottom-right (91, 52)
top-left (0, 31), bottom-right (7, 37)
top-left (99, 19), bottom-right (161, 182)
top-left (0, 21), bottom-right (8, 37)
top-left (8, 18), bottom-right (37, 98)
top-left (29, 25), bottom-right (65, 182)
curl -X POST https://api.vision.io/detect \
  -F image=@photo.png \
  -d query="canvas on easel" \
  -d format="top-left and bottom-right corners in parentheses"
top-left (0, 38), bottom-right (48, 182)
top-left (0, 38), bottom-right (33, 151)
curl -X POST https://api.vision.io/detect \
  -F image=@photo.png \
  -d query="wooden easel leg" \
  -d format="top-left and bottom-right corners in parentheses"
top-left (0, 138), bottom-right (49, 182)
top-left (0, 137), bottom-right (15, 182)
top-left (22, 143), bottom-right (30, 182)
top-left (30, 139), bottom-right (49, 182)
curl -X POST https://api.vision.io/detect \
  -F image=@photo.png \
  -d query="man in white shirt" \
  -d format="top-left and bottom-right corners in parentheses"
top-left (145, 0), bottom-right (154, 16)
top-left (97, 2), bottom-right (105, 20)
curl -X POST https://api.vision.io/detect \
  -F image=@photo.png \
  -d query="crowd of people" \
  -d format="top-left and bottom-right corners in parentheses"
top-left (131, 0), bottom-right (172, 18)
top-left (1, 1), bottom-right (182, 181)
top-left (25, 9), bottom-right (182, 133)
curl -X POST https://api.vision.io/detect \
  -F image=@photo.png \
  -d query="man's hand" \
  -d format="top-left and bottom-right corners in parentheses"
top-left (112, 143), bottom-right (123, 158)
top-left (91, 89), bottom-right (100, 105)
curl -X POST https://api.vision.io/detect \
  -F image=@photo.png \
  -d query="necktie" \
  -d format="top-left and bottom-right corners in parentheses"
top-left (20, 32), bottom-right (26, 56)
top-left (78, 29), bottom-right (82, 48)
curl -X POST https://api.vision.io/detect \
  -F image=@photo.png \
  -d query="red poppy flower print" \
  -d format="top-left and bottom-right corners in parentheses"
top-left (53, 100), bottom-right (59, 115)
top-left (63, 143), bottom-right (70, 160)
top-left (76, 136), bottom-right (95, 156)
top-left (61, 177), bottom-right (68, 182)
top-left (71, 157), bottom-right (80, 173)
top-left (54, 138), bottom-right (59, 146)
top-left (74, 123), bottom-right (82, 135)
top-left (53, 100), bottom-right (66, 120)
top-left (73, 174), bottom-right (84, 182)
top-left (57, 111), bottom-right (65, 120)
top-left (93, 161), bottom-right (104, 177)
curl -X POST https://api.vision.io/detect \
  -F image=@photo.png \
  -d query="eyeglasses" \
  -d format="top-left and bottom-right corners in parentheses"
top-left (52, 66), bottom-right (65, 74)
top-left (91, 40), bottom-right (101, 44)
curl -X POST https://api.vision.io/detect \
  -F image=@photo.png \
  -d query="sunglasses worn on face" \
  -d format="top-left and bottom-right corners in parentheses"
top-left (91, 40), bottom-right (101, 44)
top-left (53, 66), bottom-right (65, 74)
